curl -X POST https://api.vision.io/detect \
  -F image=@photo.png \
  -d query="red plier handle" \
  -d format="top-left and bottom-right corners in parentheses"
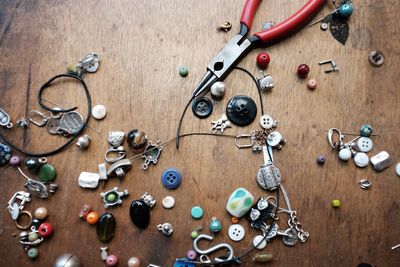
top-left (241, 0), bottom-right (326, 44)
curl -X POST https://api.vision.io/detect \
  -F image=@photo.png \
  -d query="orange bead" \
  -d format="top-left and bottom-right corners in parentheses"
top-left (86, 211), bottom-right (100, 224)
top-left (231, 217), bottom-right (239, 224)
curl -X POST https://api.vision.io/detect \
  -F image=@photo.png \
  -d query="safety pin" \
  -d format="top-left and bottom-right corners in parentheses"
top-left (193, 234), bottom-right (234, 262)
top-left (234, 132), bottom-right (255, 149)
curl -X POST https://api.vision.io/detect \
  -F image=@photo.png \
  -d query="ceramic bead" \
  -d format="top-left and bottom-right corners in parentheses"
top-left (226, 188), bottom-right (254, 218)
top-left (34, 207), bottom-right (48, 220)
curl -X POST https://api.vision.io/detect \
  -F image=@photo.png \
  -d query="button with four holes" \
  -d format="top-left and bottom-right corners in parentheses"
top-left (354, 152), bottom-right (369, 168)
top-left (226, 95), bottom-right (257, 126)
top-left (192, 97), bottom-right (213, 118)
top-left (228, 224), bottom-right (245, 241)
top-left (259, 115), bottom-right (276, 129)
top-left (161, 167), bottom-right (182, 189)
top-left (357, 137), bottom-right (373, 153)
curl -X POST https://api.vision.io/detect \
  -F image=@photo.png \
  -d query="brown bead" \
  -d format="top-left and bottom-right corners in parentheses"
top-left (127, 129), bottom-right (148, 152)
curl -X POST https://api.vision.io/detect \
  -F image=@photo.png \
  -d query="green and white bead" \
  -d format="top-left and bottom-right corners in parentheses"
top-left (226, 187), bottom-right (254, 218)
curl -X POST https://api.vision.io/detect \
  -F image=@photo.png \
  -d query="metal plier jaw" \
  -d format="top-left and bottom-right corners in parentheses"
top-left (193, 34), bottom-right (252, 97)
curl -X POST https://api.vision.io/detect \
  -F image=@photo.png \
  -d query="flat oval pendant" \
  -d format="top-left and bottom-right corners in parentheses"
top-left (130, 200), bottom-right (150, 229)
top-left (96, 212), bottom-right (116, 242)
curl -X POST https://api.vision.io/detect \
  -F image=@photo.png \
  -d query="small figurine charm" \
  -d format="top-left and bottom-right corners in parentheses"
top-left (100, 187), bottom-right (129, 208)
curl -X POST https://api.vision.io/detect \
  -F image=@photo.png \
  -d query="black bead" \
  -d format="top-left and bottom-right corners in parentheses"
top-left (31, 218), bottom-right (43, 228)
top-left (24, 158), bottom-right (41, 173)
top-left (130, 200), bottom-right (150, 229)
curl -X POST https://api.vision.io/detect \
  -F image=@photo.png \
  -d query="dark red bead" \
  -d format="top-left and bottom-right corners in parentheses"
top-left (38, 222), bottom-right (54, 238)
top-left (297, 64), bottom-right (310, 78)
top-left (256, 52), bottom-right (270, 69)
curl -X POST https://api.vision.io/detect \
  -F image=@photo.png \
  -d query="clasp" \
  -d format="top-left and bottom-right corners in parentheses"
top-left (234, 132), bottom-right (256, 149)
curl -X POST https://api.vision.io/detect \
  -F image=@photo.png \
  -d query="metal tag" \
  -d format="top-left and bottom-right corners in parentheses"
top-left (46, 118), bottom-right (61, 135)
top-left (282, 228), bottom-right (298, 246)
top-left (59, 112), bottom-right (83, 135)
top-left (257, 164), bottom-right (281, 191)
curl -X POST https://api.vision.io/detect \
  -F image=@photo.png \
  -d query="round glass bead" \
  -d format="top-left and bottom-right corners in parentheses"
top-left (191, 230), bottom-right (199, 239)
top-left (256, 52), bottom-right (270, 69)
top-left (9, 155), bottom-right (21, 166)
top-left (339, 4), bottom-right (353, 17)
top-left (106, 255), bottom-right (118, 266)
top-left (0, 143), bottom-right (12, 167)
top-left (209, 217), bottom-right (222, 233)
top-left (317, 155), bottom-right (326, 165)
top-left (360, 124), bottom-right (373, 137)
top-left (38, 164), bottom-right (57, 182)
top-left (27, 248), bottom-right (39, 259)
top-left (332, 199), bottom-right (341, 208)
top-left (178, 66), bottom-right (189, 77)
top-left (297, 64), bottom-right (310, 78)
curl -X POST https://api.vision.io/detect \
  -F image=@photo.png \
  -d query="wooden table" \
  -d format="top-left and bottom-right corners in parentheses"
top-left (0, 0), bottom-right (399, 266)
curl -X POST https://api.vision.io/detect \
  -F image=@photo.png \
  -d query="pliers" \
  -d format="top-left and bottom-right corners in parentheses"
top-left (192, 0), bottom-right (326, 97)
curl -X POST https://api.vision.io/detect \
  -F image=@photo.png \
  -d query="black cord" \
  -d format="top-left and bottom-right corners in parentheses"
top-left (175, 95), bottom-right (195, 149)
top-left (0, 74), bottom-right (91, 157)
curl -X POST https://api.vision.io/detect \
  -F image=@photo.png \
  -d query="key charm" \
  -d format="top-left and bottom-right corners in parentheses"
top-left (256, 146), bottom-right (281, 191)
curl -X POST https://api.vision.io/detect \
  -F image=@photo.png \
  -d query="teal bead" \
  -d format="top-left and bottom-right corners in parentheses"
top-left (339, 4), bottom-right (353, 17)
top-left (360, 124), bottom-right (373, 137)
top-left (38, 164), bottom-right (57, 182)
top-left (190, 206), bottom-right (203, 219)
top-left (178, 66), bottom-right (189, 77)
top-left (27, 248), bottom-right (39, 259)
top-left (209, 217), bottom-right (222, 233)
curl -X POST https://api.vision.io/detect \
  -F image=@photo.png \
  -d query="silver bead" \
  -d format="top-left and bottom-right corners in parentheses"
top-left (210, 81), bottom-right (226, 100)
top-left (54, 253), bottom-right (81, 267)
top-left (76, 135), bottom-right (91, 149)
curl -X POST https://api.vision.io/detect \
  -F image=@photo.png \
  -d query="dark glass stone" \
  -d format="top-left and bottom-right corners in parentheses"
top-left (24, 158), bottom-right (41, 173)
top-left (130, 200), bottom-right (150, 229)
top-left (0, 143), bottom-right (12, 167)
top-left (96, 212), bottom-right (116, 242)
top-left (31, 218), bottom-right (43, 228)
top-left (127, 129), bottom-right (148, 151)
top-left (226, 95), bottom-right (257, 126)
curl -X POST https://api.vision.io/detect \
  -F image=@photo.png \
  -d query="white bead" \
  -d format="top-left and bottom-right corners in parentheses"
top-left (353, 152), bottom-right (369, 168)
top-left (162, 196), bottom-right (175, 209)
top-left (127, 257), bottom-right (140, 267)
top-left (396, 163), bottom-right (400, 176)
top-left (92, 105), bottom-right (107, 120)
top-left (78, 172), bottom-right (100, 188)
top-left (338, 148), bottom-right (352, 161)
top-left (210, 81), bottom-right (226, 99)
top-left (253, 235), bottom-right (267, 249)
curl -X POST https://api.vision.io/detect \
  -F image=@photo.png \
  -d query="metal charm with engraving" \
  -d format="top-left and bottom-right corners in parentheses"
top-left (257, 146), bottom-right (281, 191)
top-left (141, 141), bottom-right (163, 170)
top-left (211, 114), bottom-right (231, 134)
top-left (58, 111), bottom-right (83, 136)
top-left (282, 228), bottom-right (298, 246)
top-left (108, 131), bottom-right (125, 148)
top-left (100, 187), bottom-right (129, 208)
top-left (140, 192), bottom-right (156, 208)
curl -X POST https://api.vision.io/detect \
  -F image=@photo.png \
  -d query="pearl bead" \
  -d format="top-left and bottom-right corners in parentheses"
top-left (105, 255), bottom-right (118, 266)
top-left (256, 52), bottom-right (270, 69)
top-left (127, 257), bottom-right (140, 267)
top-left (307, 78), bottom-right (317, 89)
top-left (34, 207), bottom-right (48, 220)
top-left (297, 64), bottom-right (310, 78)
top-left (210, 81), bottom-right (226, 100)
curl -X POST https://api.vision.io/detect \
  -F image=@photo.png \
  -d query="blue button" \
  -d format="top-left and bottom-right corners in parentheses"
top-left (173, 258), bottom-right (195, 267)
top-left (161, 167), bottom-right (182, 189)
top-left (191, 206), bottom-right (203, 219)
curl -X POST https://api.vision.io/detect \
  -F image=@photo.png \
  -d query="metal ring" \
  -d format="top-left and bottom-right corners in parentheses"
top-left (15, 210), bottom-right (33, 230)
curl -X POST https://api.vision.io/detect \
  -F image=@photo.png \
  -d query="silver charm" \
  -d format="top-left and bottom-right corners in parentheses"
top-left (281, 228), bottom-right (298, 246)
top-left (370, 151), bottom-right (391, 171)
top-left (76, 134), bottom-right (91, 149)
top-left (58, 112), bottom-right (83, 136)
top-left (17, 167), bottom-right (49, 198)
top-left (7, 191), bottom-right (31, 220)
top-left (19, 228), bottom-right (44, 246)
top-left (0, 107), bottom-right (13, 128)
top-left (318, 59), bottom-right (339, 73)
top-left (157, 222), bottom-right (174, 236)
top-left (108, 131), bottom-right (125, 148)
top-left (250, 208), bottom-right (261, 221)
top-left (16, 117), bottom-right (28, 128)
top-left (100, 187), bottom-right (129, 208)
top-left (49, 183), bottom-right (58, 194)
top-left (261, 222), bottom-right (279, 241)
top-left (104, 146), bottom-right (126, 163)
top-left (107, 159), bottom-right (132, 178)
top-left (257, 197), bottom-right (269, 210)
top-left (46, 117), bottom-right (61, 135)
top-left (256, 146), bottom-right (281, 191)
top-left (140, 192), bottom-right (156, 208)
top-left (141, 141), bottom-right (162, 170)
top-left (258, 74), bottom-right (274, 92)
top-left (266, 131), bottom-right (286, 149)
top-left (193, 234), bottom-right (235, 262)
top-left (100, 247), bottom-right (108, 261)
top-left (77, 53), bottom-right (100, 73)
top-left (211, 114), bottom-right (231, 134)
top-left (359, 179), bottom-right (372, 190)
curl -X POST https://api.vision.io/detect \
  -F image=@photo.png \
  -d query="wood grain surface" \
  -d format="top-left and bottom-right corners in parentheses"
top-left (0, 0), bottom-right (399, 266)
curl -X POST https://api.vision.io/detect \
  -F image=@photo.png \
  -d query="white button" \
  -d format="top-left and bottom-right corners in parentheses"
top-left (266, 131), bottom-right (282, 147)
top-left (253, 235), bottom-right (267, 249)
top-left (92, 105), bottom-right (107, 120)
top-left (162, 196), bottom-right (175, 209)
top-left (353, 152), bottom-right (369, 168)
top-left (228, 224), bottom-right (245, 241)
top-left (339, 148), bottom-right (352, 161)
top-left (259, 115), bottom-right (275, 129)
top-left (396, 163), bottom-right (400, 176)
top-left (357, 137), bottom-right (373, 153)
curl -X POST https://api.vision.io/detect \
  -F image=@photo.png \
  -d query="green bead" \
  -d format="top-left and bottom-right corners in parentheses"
top-left (360, 124), bottom-right (373, 137)
top-left (178, 66), bottom-right (189, 77)
top-left (27, 248), bottom-right (39, 259)
top-left (28, 232), bottom-right (39, 242)
top-left (67, 64), bottom-right (79, 75)
top-left (339, 4), bottom-right (353, 17)
top-left (38, 164), bottom-right (57, 182)
top-left (190, 206), bottom-right (203, 219)
top-left (332, 199), bottom-right (341, 208)
top-left (106, 193), bottom-right (117, 202)
top-left (209, 218), bottom-right (222, 233)
top-left (191, 230), bottom-right (199, 239)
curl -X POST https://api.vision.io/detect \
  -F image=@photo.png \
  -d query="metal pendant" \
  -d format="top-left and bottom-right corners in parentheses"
top-left (257, 164), bottom-right (281, 191)
top-left (157, 222), bottom-right (174, 236)
top-left (258, 74), bottom-right (274, 92)
top-left (59, 112), bottom-right (83, 136)
top-left (141, 141), bottom-right (162, 170)
top-left (108, 131), bottom-right (126, 148)
top-left (46, 117), bottom-right (61, 135)
top-left (0, 107), bottom-right (13, 128)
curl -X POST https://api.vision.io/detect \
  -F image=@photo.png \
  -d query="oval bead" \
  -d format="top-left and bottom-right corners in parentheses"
top-left (96, 212), bottom-right (116, 242)
top-left (129, 200), bottom-right (150, 229)
top-left (253, 253), bottom-right (273, 263)
top-left (38, 164), bottom-right (57, 182)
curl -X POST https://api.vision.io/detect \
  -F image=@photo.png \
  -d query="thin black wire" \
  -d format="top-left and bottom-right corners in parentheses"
top-left (175, 95), bottom-right (195, 149)
top-left (0, 74), bottom-right (91, 157)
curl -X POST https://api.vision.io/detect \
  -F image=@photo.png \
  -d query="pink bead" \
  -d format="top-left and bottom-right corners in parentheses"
top-left (307, 78), bottom-right (317, 89)
top-left (105, 255), bottom-right (118, 266)
top-left (127, 257), bottom-right (140, 267)
top-left (186, 249), bottom-right (197, 260)
top-left (10, 156), bottom-right (21, 166)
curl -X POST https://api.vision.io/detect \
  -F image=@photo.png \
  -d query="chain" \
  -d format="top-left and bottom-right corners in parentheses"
top-left (288, 211), bottom-right (309, 242)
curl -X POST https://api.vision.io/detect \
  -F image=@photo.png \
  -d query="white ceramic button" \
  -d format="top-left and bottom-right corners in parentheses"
top-left (357, 137), bottom-right (373, 153)
top-left (266, 131), bottom-right (282, 147)
top-left (338, 148), bottom-right (352, 161)
top-left (228, 224), bottom-right (245, 241)
top-left (162, 196), bottom-right (175, 209)
top-left (92, 104), bottom-right (107, 120)
top-left (396, 162), bottom-right (400, 176)
top-left (253, 235), bottom-right (267, 249)
top-left (353, 152), bottom-right (369, 168)
top-left (259, 115), bottom-right (275, 129)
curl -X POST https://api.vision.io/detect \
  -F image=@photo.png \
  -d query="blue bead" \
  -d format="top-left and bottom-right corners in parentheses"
top-left (0, 143), bottom-right (12, 167)
top-left (161, 167), bottom-right (182, 189)
top-left (191, 206), bottom-right (203, 219)
top-left (360, 124), bottom-right (373, 137)
top-left (339, 4), bottom-right (353, 17)
top-left (174, 258), bottom-right (195, 267)
top-left (210, 218), bottom-right (222, 233)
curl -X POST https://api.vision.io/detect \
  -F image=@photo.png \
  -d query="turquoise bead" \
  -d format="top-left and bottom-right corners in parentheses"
top-left (360, 124), bottom-right (373, 137)
top-left (190, 206), bottom-right (203, 219)
top-left (178, 66), bottom-right (189, 77)
top-left (339, 4), bottom-right (353, 17)
top-left (38, 164), bottom-right (57, 182)
top-left (27, 248), bottom-right (39, 259)
top-left (209, 217), bottom-right (222, 233)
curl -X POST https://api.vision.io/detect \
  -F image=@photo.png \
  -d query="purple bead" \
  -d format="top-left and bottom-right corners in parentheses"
top-left (186, 249), bottom-right (197, 260)
top-left (9, 156), bottom-right (21, 166)
top-left (317, 155), bottom-right (326, 165)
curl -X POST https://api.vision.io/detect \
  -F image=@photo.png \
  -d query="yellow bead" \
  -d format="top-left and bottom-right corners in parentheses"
top-left (332, 199), bottom-right (341, 208)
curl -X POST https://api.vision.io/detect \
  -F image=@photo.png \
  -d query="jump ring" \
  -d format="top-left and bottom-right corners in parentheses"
top-left (15, 210), bottom-right (33, 230)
